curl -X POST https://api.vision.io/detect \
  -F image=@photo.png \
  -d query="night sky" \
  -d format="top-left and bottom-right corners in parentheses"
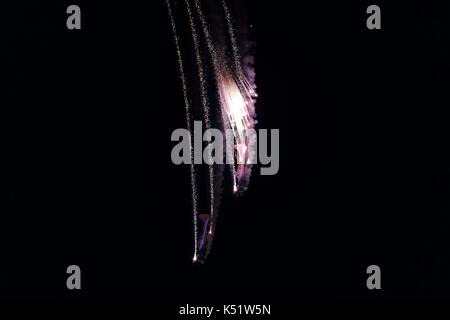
top-left (3, 0), bottom-right (450, 311)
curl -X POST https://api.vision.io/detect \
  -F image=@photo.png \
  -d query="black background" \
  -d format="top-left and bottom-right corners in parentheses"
top-left (3, 0), bottom-right (450, 309)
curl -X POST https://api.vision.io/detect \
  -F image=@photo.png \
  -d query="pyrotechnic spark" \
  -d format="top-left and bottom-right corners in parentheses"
top-left (165, 0), bottom-right (199, 259)
top-left (166, 0), bottom-right (257, 263)
top-left (193, 0), bottom-right (257, 194)
top-left (192, 0), bottom-right (238, 205)
top-left (221, 0), bottom-right (244, 80)
top-left (185, 0), bottom-right (216, 234)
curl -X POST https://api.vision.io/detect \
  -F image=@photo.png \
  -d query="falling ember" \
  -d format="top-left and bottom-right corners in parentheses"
top-left (165, 0), bottom-right (199, 259)
top-left (166, 0), bottom-right (257, 263)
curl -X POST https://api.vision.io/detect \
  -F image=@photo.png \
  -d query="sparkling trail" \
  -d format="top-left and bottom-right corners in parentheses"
top-left (165, 0), bottom-right (199, 260)
top-left (185, 0), bottom-right (215, 250)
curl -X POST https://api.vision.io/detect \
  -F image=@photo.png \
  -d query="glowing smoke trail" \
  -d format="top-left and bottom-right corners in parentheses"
top-left (165, 0), bottom-right (199, 261)
top-left (184, 0), bottom-right (215, 261)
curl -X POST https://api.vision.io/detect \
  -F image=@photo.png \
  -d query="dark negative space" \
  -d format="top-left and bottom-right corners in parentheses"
top-left (3, 1), bottom-right (450, 303)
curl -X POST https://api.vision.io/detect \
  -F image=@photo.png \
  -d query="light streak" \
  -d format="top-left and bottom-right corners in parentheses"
top-left (185, 0), bottom-right (216, 239)
top-left (165, 0), bottom-right (199, 260)
top-left (167, 0), bottom-right (257, 263)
